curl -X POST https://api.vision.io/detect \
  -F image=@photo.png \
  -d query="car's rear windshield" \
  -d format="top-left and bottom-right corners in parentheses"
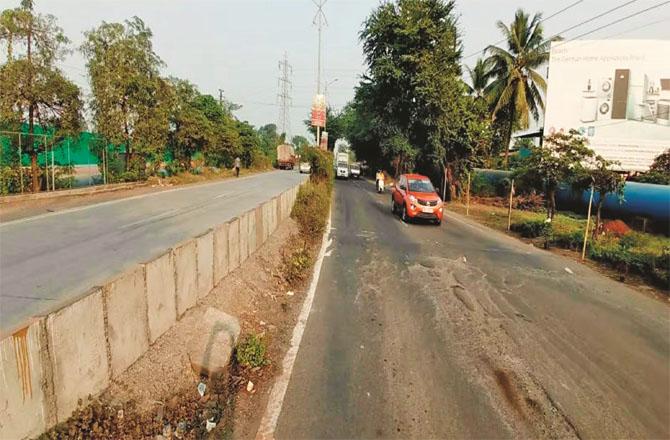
top-left (408, 179), bottom-right (434, 192)
top-left (350, 164), bottom-right (360, 170)
top-left (337, 162), bottom-right (348, 167)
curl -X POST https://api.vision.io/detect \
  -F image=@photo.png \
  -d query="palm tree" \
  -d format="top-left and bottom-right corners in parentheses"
top-left (464, 58), bottom-right (491, 100)
top-left (485, 9), bottom-right (550, 168)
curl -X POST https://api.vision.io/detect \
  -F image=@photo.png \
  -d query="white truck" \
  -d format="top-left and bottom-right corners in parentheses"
top-left (336, 152), bottom-right (349, 179)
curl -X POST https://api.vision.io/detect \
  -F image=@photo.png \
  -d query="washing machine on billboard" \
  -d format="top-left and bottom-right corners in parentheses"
top-left (597, 76), bottom-right (613, 120)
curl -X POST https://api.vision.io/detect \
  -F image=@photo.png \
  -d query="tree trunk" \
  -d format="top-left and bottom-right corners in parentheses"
top-left (503, 106), bottom-right (514, 170)
top-left (594, 199), bottom-right (604, 237)
top-left (547, 187), bottom-right (556, 220)
top-left (27, 16), bottom-right (39, 192)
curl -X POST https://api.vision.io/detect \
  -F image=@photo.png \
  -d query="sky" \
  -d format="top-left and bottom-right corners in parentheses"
top-left (5, 0), bottom-right (669, 139)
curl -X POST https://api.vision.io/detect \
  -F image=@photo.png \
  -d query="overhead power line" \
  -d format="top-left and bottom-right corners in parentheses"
top-left (543, 0), bottom-right (639, 42)
top-left (463, 0), bottom-right (585, 60)
top-left (601, 15), bottom-right (670, 38)
top-left (554, 1), bottom-right (670, 44)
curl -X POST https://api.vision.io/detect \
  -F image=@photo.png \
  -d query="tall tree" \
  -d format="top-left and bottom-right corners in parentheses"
top-left (514, 130), bottom-right (593, 219)
top-left (0, 1), bottom-right (82, 192)
top-left (579, 155), bottom-right (626, 235)
top-left (464, 58), bottom-right (491, 100)
top-left (485, 9), bottom-right (550, 168)
top-left (82, 17), bottom-right (169, 175)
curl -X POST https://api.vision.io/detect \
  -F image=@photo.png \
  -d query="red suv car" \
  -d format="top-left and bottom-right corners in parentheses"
top-left (391, 174), bottom-right (443, 225)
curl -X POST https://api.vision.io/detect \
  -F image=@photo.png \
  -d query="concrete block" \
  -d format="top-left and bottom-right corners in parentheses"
top-left (0, 321), bottom-right (49, 439)
top-left (228, 217), bottom-right (240, 271)
top-left (248, 209), bottom-right (257, 254)
top-left (197, 231), bottom-right (214, 298)
top-left (104, 266), bottom-right (149, 378)
top-left (255, 206), bottom-right (264, 250)
top-left (145, 252), bottom-right (177, 344)
top-left (174, 240), bottom-right (198, 317)
top-left (239, 212), bottom-right (249, 264)
top-left (187, 307), bottom-right (241, 378)
top-left (46, 289), bottom-right (109, 422)
top-left (271, 197), bottom-right (279, 233)
top-left (213, 222), bottom-right (229, 285)
top-left (262, 201), bottom-right (271, 243)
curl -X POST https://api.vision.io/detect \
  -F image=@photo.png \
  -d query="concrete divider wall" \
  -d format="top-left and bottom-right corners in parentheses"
top-left (262, 201), bottom-right (271, 244)
top-left (0, 183), bottom-right (303, 438)
top-left (228, 217), bottom-right (241, 271)
top-left (0, 320), bottom-right (49, 439)
top-left (248, 209), bottom-right (257, 254)
top-left (196, 231), bottom-right (214, 299)
top-left (174, 240), bottom-right (198, 317)
top-left (47, 289), bottom-right (109, 423)
top-left (145, 251), bottom-right (177, 344)
top-left (104, 266), bottom-right (149, 378)
top-left (239, 213), bottom-right (249, 264)
top-left (213, 223), bottom-right (230, 284)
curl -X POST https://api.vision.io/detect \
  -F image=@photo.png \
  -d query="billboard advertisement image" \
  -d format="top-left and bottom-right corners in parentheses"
top-left (543, 40), bottom-right (670, 172)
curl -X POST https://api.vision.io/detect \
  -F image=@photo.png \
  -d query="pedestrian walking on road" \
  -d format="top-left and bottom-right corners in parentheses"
top-left (234, 157), bottom-right (241, 177)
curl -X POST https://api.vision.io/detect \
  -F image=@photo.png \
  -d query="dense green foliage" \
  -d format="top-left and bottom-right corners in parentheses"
top-left (340, 0), bottom-right (491, 199)
top-left (1, 3), bottom-right (281, 191)
top-left (513, 130), bottom-right (594, 219)
top-left (0, 2), bottom-right (82, 191)
top-left (633, 150), bottom-right (670, 185)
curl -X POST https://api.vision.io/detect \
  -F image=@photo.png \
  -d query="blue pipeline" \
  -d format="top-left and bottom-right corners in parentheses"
top-left (474, 169), bottom-right (670, 222)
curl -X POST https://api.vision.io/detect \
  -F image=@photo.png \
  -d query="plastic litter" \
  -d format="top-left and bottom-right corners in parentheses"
top-left (206, 419), bottom-right (217, 432)
top-left (197, 382), bottom-right (206, 397)
top-left (286, 291), bottom-right (295, 296)
top-left (564, 267), bottom-right (574, 274)
top-left (247, 380), bottom-right (254, 392)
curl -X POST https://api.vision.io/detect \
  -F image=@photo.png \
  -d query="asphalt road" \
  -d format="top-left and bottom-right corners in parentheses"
top-left (0, 171), bottom-right (306, 334)
top-left (275, 179), bottom-right (670, 439)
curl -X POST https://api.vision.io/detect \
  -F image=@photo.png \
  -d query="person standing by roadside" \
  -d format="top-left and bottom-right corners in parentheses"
top-left (234, 157), bottom-right (241, 177)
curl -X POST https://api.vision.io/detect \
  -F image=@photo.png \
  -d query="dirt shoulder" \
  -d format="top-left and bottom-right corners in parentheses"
top-left (447, 201), bottom-right (669, 302)
top-left (0, 168), bottom-right (269, 223)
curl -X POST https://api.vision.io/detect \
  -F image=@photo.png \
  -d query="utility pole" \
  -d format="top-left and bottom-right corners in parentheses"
top-left (313, 0), bottom-right (327, 146)
top-left (277, 51), bottom-right (293, 140)
top-left (218, 88), bottom-right (225, 109)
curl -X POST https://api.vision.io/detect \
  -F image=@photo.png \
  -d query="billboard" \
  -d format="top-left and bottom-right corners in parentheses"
top-left (543, 40), bottom-right (670, 172)
top-left (311, 94), bottom-right (326, 128)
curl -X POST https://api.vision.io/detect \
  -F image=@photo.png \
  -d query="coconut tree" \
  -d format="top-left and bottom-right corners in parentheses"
top-left (464, 58), bottom-right (491, 100)
top-left (485, 9), bottom-right (550, 168)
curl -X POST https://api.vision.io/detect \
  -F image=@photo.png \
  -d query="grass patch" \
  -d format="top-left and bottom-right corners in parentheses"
top-left (236, 333), bottom-right (270, 368)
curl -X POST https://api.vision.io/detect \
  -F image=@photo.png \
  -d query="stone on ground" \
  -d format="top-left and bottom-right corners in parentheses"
top-left (187, 308), bottom-right (241, 377)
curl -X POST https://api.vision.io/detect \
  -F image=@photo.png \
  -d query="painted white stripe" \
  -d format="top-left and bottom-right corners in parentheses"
top-left (255, 210), bottom-right (333, 440)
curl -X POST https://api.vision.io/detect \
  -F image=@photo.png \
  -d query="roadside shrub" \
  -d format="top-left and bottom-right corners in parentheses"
top-left (291, 181), bottom-right (331, 240)
top-left (236, 333), bottom-right (269, 368)
top-left (0, 166), bottom-right (21, 195)
top-left (511, 219), bottom-right (551, 238)
top-left (251, 148), bottom-right (272, 170)
top-left (514, 192), bottom-right (544, 211)
top-left (600, 219), bottom-right (631, 237)
top-left (301, 148), bottom-right (333, 184)
top-left (589, 232), bottom-right (670, 288)
top-left (283, 244), bottom-right (312, 284)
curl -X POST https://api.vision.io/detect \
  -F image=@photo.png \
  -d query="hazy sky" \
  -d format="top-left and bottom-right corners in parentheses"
top-left (6, 0), bottom-right (669, 138)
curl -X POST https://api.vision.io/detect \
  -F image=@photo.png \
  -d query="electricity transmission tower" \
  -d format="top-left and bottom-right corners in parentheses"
top-left (313, 0), bottom-right (327, 95)
top-left (277, 51), bottom-right (293, 139)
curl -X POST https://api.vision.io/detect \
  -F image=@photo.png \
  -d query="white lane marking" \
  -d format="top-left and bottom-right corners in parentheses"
top-left (120, 208), bottom-right (181, 229)
top-left (0, 172), bottom-right (288, 228)
top-left (256, 210), bottom-right (333, 440)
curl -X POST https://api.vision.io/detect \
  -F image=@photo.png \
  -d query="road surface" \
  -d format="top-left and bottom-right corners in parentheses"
top-left (274, 179), bottom-right (669, 439)
top-left (0, 171), bottom-right (306, 334)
